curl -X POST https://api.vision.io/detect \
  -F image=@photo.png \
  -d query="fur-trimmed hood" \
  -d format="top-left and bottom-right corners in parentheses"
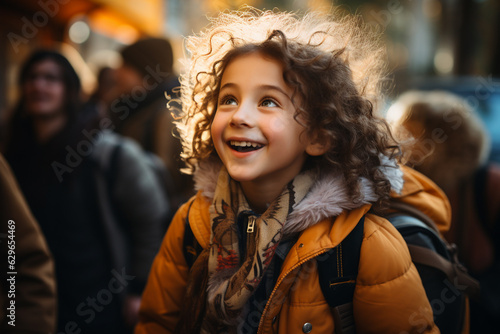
top-left (192, 155), bottom-right (404, 235)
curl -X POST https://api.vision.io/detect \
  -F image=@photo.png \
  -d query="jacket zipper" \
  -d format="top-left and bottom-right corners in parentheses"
top-left (256, 248), bottom-right (329, 333)
top-left (247, 216), bottom-right (256, 233)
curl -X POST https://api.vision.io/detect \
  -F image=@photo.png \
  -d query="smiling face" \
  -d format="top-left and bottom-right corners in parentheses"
top-left (211, 52), bottom-right (321, 196)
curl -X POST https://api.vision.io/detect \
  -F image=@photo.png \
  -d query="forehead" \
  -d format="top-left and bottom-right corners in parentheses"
top-left (29, 59), bottom-right (62, 74)
top-left (221, 52), bottom-right (286, 87)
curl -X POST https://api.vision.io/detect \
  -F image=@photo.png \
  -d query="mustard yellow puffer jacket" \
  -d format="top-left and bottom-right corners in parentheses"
top-left (136, 165), bottom-right (447, 333)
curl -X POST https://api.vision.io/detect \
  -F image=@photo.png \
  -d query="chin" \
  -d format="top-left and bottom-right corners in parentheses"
top-left (226, 169), bottom-right (256, 183)
top-left (227, 173), bottom-right (250, 182)
top-left (27, 107), bottom-right (61, 117)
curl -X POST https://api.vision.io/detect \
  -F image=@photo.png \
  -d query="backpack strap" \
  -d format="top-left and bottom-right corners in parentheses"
top-left (408, 244), bottom-right (480, 298)
top-left (390, 215), bottom-right (481, 300)
top-left (388, 199), bottom-right (481, 297)
top-left (317, 216), bottom-right (365, 334)
top-left (183, 199), bottom-right (203, 268)
top-left (317, 211), bottom-right (480, 334)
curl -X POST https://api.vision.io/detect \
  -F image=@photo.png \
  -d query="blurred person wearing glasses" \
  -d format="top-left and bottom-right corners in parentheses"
top-left (2, 50), bottom-right (168, 333)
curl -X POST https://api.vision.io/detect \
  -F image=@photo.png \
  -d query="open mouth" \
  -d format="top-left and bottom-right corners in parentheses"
top-left (228, 140), bottom-right (264, 152)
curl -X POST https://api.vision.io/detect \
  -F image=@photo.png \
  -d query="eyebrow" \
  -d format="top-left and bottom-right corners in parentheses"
top-left (219, 83), bottom-right (292, 100)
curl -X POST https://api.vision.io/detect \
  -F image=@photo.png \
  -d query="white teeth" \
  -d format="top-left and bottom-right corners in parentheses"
top-left (230, 141), bottom-right (262, 148)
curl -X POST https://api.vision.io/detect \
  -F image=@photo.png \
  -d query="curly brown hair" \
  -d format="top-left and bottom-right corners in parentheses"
top-left (178, 7), bottom-right (400, 209)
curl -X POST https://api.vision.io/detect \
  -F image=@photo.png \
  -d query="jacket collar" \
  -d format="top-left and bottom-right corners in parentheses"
top-left (193, 156), bottom-right (404, 235)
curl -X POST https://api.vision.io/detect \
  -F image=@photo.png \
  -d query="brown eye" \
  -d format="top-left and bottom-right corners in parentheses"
top-left (220, 95), bottom-right (238, 106)
top-left (261, 98), bottom-right (278, 107)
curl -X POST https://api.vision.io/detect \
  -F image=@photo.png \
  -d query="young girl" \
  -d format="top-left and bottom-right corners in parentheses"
top-left (136, 8), bottom-right (445, 334)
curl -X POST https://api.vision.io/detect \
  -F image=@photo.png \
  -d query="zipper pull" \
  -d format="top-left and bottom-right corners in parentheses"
top-left (247, 216), bottom-right (256, 233)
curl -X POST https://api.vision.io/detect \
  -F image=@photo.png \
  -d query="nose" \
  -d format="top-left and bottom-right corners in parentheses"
top-left (31, 78), bottom-right (46, 90)
top-left (229, 102), bottom-right (255, 128)
top-left (25, 74), bottom-right (48, 91)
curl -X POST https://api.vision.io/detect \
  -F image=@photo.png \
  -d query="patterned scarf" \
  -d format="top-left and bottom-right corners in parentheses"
top-left (201, 167), bottom-right (314, 331)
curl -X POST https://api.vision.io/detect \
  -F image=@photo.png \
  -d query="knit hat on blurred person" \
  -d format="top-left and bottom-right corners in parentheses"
top-left (120, 37), bottom-right (174, 79)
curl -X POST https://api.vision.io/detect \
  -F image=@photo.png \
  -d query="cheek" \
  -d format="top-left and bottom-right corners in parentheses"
top-left (53, 86), bottom-right (66, 106)
top-left (211, 112), bottom-right (225, 146)
top-left (265, 115), bottom-right (304, 144)
top-left (268, 115), bottom-right (287, 133)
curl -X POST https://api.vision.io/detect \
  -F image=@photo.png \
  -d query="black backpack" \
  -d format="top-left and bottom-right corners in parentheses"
top-left (182, 201), bottom-right (480, 334)
top-left (318, 201), bottom-right (480, 334)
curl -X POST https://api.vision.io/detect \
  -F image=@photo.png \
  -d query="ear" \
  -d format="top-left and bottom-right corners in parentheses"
top-left (306, 135), bottom-right (330, 156)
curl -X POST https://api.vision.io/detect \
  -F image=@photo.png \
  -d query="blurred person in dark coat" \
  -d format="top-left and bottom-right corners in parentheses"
top-left (0, 152), bottom-right (56, 334)
top-left (3, 49), bottom-right (168, 333)
top-left (85, 66), bottom-right (117, 118)
top-left (109, 37), bottom-right (193, 210)
top-left (387, 90), bottom-right (500, 333)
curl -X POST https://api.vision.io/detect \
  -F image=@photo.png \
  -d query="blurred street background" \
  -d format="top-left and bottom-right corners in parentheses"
top-left (1, 0), bottom-right (500, 161)
top-left (1, 3), bottom-right (500, 333)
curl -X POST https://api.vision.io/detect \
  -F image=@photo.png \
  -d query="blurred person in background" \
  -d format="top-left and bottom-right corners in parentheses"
top-left (85, 66), bottom-right (117, 118)
top-left (2, 49), bottom-right (168, 333)
top-left (109, 37), bottom-right (193, 211)
top-left (0, 152), bottom-right (56, 334)
top-left (387, 90), bottom-right (500, 333)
